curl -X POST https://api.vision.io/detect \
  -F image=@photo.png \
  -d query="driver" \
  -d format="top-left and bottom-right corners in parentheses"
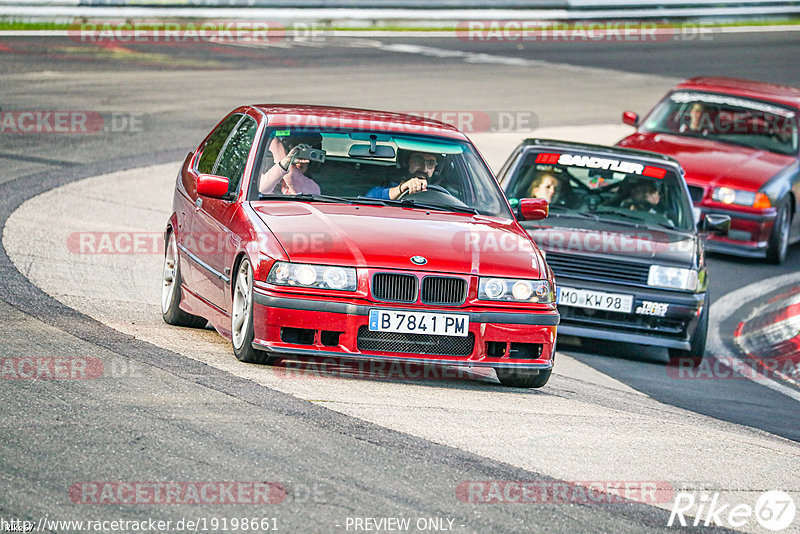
top-left (621, 180), bottom-right (660, 213)
top-left (365, 151), bottom-right (438, 200)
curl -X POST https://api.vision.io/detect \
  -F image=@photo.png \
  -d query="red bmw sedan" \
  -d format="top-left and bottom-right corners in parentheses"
top-left (618, 77), bottom-right (800, 263)
top-left (161, 105), bottom-right (558, 388)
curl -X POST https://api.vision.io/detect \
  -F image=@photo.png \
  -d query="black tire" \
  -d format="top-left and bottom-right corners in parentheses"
top-left (161, 231), bottom-right (207, 328)
top-left (231, 258), bottom-right (276, 365)
top-left (766, 198), bottom-right (791, 264)
top-left (495, 368), bottom-right (552, 389)
top-left (668, 297), bottom-right (709, 363)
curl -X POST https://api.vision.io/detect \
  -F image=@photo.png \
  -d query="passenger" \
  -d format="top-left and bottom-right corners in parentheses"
top-left (260, 134), bottom-right (322, 195)
top-left (365, 151), bottom-right (438, 200)
top-left (527, 172), bottom-right (560, 204)
top-left (621, 181), bottom-right (660, 213)
top-left (680, 102), bottom-right (706, 133)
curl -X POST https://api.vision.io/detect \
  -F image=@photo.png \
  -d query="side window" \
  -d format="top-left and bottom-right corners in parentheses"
top-left (214, 116), bottom-right (258, 193)
top-left (196, 114), bottom-right (241, 174)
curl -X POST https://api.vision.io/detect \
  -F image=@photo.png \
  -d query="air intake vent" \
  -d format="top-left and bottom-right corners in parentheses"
top-left (687, 185), bottom-right (705, 203)
top-left (357, 326), bottom-right (474, 356)
top-left (421, 276), bottom-right (467, 306)
top-left (545, 252), bottom-right (650, 286)
top-left (371, 273), bottom-right (418, 303)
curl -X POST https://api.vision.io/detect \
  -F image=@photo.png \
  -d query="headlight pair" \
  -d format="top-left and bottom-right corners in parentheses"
top-left (267, 261), bottom-right (357, 291)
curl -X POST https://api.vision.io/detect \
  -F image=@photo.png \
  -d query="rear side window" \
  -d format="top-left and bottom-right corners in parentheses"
top-left (215, 116), bottom-right (258, 193)
top-left (196, 114), bottom-right (241, 174)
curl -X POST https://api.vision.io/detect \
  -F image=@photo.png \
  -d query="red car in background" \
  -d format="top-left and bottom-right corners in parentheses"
top-left (618, 77), bottom-right (800, 263)
top-left (161, 105), bottom-right (559, 388)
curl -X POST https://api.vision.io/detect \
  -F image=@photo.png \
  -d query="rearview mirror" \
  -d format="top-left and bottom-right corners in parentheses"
top-left (197, 173), bottom-right (230, 198)
top-left (702, 213), bottom-right (731, 235)
top-left (519, 198), bottom-right (549, 221)
top-left (622, 111), bottom-right (639, 127)
top-left (348, 144), bottom-right (396, 158)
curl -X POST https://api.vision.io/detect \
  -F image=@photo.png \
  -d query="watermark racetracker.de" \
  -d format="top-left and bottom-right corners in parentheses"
top-left (0, 110), bottom-right (144, 134)
top-left (457, 480), bottom-right (675, 504)
top-left (68, 20), bottom-right (330, 45)
top-left (455, 21), bottom-right (716, 42)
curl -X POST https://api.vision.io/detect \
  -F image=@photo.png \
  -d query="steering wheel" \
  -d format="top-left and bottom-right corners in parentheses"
top-left (397, 183), bottom-right (454, 200)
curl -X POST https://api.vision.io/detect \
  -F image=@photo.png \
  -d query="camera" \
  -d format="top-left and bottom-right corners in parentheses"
top-left (293, 144), bottom-right (326, 164)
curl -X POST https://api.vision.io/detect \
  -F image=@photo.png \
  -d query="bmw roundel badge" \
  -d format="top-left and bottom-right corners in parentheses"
top-left (410, 256), bottom-right (427, 265)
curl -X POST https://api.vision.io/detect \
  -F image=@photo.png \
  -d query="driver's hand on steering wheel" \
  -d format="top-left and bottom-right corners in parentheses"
top-left (400, 177), bottom-right (427, 195)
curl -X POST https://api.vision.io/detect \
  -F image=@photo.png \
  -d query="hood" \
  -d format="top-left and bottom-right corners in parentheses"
top-left (252, 202), bottom-right (545, 278)
top-left (618, 132), bottom-right (794, 190)
top-left (521, 219), bottom-right (697, 266)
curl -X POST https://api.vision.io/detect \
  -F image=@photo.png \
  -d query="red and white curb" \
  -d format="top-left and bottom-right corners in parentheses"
top-left (735, 285), bottom-right (800, 387)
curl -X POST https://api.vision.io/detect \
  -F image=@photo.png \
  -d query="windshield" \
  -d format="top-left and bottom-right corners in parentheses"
top-left (506, 151), bottom-right (695, 231)
top-left (640, 91), bottom-right (798, 155)
top-left (248, 129), bottom-right (511, 218)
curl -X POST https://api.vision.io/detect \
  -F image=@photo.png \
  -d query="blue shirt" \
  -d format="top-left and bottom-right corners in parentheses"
top-left (364, 184), bottom-right (398, 200)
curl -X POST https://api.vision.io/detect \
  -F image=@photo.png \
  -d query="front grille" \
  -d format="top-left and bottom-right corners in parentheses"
top-left (545, 252), bottom-right (650, 286)
top-left (372, 273), bottom-right (417, 302)
top-left (559, 306), bottom-right (687, 337)
top-left (421, 276), bottom-right (467, 306)
top-left (687, 185), bottom-right (705, 203)
top-left (357, 326), bottom-right (474, 356)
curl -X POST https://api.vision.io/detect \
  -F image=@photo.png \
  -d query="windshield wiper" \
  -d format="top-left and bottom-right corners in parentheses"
top-left (592, 210), bottom-right (649, 227)
top-left (403, 200), bottom-right (479, 214)
top-left (547, 207), bottom-right (600, 221)
top-left (258, 193), bottom-right (350, 203)
top-left (349, 197), bottom-right (479, 214)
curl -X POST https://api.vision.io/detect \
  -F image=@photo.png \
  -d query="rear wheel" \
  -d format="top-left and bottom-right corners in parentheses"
top-left (161, 230), bottom-right (207, 328)
top-left (668, 297), bottom-right (709, 363)
top-left (495, 368), bottom-right (551, 389)
top-left (766, 198), bottom-right (791, 264)
top-left (231, 257), bottom-right (276, 365)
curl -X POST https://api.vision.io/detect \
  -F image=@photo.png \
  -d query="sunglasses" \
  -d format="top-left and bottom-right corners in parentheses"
top-left (409, 154), bottom-right (438, 170)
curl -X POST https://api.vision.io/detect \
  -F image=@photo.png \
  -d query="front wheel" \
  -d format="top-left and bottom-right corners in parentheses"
top-left (766, 198), bottom-right (791, 264)
top-left (495, 368), bottom-right (551, 389)
top-left (231, 257), bottom-right (276, 365)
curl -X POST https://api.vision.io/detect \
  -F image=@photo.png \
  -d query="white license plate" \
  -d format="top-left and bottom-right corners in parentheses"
top-left (368, 309), bottom-right (469, 337)
top-left (557, 286), bottom-right (634, 313)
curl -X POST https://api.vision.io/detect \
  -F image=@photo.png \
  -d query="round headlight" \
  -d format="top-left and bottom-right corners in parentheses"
top-left (484, 278), bottom-right (506, 299)
top-left (323, 267), bottom-right (348, 289)
top-left (716, 187), bottom-right (736, 204)
top-left (535, 283), bottom-right (550, 299)
top-left (294, 265), bottom-right (317, 286)
top-left (512, 281), bottom-right (534, 301)
top-left (273, 263), bottom-right (290, 281)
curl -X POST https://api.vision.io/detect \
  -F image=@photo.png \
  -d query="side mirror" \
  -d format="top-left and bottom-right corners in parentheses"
top-left (519, 198), bottom-right (549, 221)
top-left (622, 111), bottom-right (640, 127)
top-left (197, 173), bottom-right (230, 198)
top-left (702, 213), bottom-right (731, 235)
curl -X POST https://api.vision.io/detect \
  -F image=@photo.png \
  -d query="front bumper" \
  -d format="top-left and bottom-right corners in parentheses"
top-left (698, 205), bottom-right (776, 258)
top-left (555, 278), bottom-right (706, 351)
top-left (251, 290), bottom-right (558, 369)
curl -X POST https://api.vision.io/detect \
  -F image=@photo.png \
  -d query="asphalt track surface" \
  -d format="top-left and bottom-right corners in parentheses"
top-left (1, 31), bottom-right (799, 533)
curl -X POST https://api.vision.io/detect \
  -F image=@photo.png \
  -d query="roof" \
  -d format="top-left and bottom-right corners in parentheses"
top-left (250, 104), bottom-right (469, 140)
top-left (521, 138), bottom-right (683, 169)
top-left (675, 77), bottom-right (800, 109)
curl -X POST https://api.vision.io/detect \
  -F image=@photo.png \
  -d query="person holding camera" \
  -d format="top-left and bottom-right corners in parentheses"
top-left (259, 134), bottom-right (322, 195)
